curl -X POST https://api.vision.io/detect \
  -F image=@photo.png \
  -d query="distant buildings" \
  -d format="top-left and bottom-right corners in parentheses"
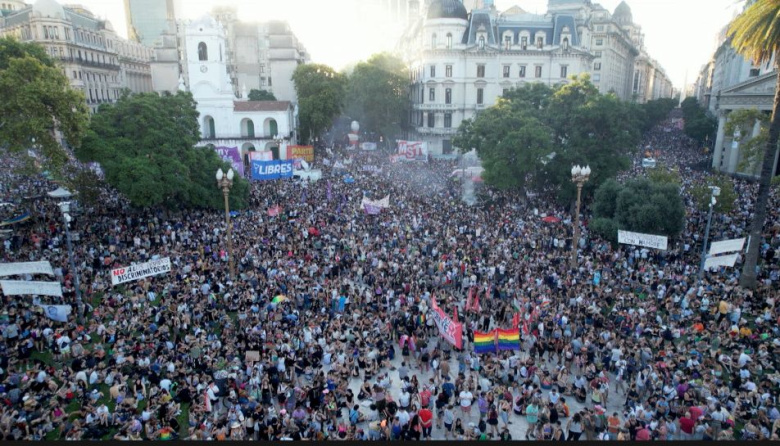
top-left (399, 0), bottom-right (673, 155)
top-left (123, 0), bottom-right (177, 47)
top-left (0, 0), bottom-right (153, 112)
top-left (693, 12), bottom-right (779, 177)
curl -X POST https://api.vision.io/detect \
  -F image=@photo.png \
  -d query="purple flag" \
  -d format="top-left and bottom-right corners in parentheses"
top-left (364, 204), bottom-right (381, 215)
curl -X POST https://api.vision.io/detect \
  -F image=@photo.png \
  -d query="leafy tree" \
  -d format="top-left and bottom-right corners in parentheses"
top-left (638, 98), bottom-right (678, 132)
top-left (76, 91), bottom-right (248, 210)
top-left (0, 37), bottom-right (88, 172)
top-left (248, 89), bottom-right (276, 101)
top-left (728, 0), bottom-right (780, 288)
top-left (345, 53), bottom-right (410, 145)
top-left (455, 76), bottom-right (641, 202)
top-left (724, 108), bottom-right (769, 175)
top-left (680, 97), bottom-right (717, 144)
top-left (646, 163), bottom-right (682, 185)
top-left (292, 64), bottom-right (347, 144)
top-left (690, 174), bottom-right (738, 214)
top-left (591, 178), bottom-right (685, 242)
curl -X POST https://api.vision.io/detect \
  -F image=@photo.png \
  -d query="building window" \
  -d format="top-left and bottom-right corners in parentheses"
top-left (596, 25), bottom-right (604, 32)
top-left (595, 38), bottom-right (603, 46)
top-left (560, 65), bottom-right (568, 78)
top-left (43, 26), bottom-right (49, 39)
top-left (478, 35), bottom-right (486, 49)
top-left (420, 88), bottom-right (424, 104)
top-left (504, 35), bottom-right (511, 50)
top-left (519, 65), bottom-right (526, 78)
top-left (446, 33), bottom-right (452, 49)
top-left (595, 51), bottom-right (602, 57)
top-left (445, 88), bottom-right (452, 104)
top-left (442, 139), bottom-right (453, 154)
top-left (537, 37), bottom-right (544, 49)
top-left (427, 112), bottom-right (435, 128)
top-left (259, 65), bottom-right (265, 73)
top-left (535, 66), bottom-right (542, 78)
top-left (562, 37), bottom-right (569, 51)
top-left (198, 42), bottom-right (208, 61)
top-left (431, 33), bottom-right (437, 49)
top-left (503, 65), bottom-right (510, 78)
top-left (429, 88), bottom-right (435, 102)
top-left (477, 64), bottom-right (485, 77)
top-left (444, 113), bottom-right (452, 128)
top-left (446, 65), bottom-right (452, 77)
top-left (268, 77), bottom-right (272, 86)
top-left (244, 119), bottom-right (255, 138)
top-left (594, 62), bottom-right (602, 71)
top-left (430, 65), bottom-right (436, 77)
top-left (521, 36), bottom-right (528, 50)
top-left (477, 88), bottom-right (484, 105)
top-left (749, 68), bottom-right (760, 77)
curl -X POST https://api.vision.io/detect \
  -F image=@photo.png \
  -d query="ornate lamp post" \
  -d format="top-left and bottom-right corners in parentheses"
top-left (216, 168), bottom-right (235, 279)
top-left (570, 165), bottom-right (591, 268)
top-left (57, 201), bottom-right (83, 321)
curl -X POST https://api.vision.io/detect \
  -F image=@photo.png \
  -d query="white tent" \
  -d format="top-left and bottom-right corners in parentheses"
top-left (47, 187), bottom-right (73, 199)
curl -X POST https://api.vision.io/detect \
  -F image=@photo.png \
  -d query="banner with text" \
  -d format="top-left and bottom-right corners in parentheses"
top-left (251, 160), bottom-right (294, 181)
top-left (286, 145), bottom-right (314, 163)
top-left (709, 238), bottom-right (746, 256)
top-left (397, 141), bottom-right (429, 161)
top-left (361, 142), bottom-right (377, 151)
top-left (618, 230), bottom-right (668, 250)
top-left (0, 280), bottom-right (62, 297)
top-left (111, 257), bottom-right (171, 286)
top-left (704, 253), bottom-right (739, 270)
top-left (362, 165), bottom-right (383, 174)
top-left (0, 261), bottom-right (54, 277)
top-left (214, 146), bottom-right (244, 177)
top-left (361, 195), bottom-right (390, 210)
top-left (430, 297), bottom-right (463, 349)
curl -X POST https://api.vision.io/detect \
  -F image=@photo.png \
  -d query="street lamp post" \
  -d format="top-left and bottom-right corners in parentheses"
top-left (698, 186), bottom-right (721, 279)
top-left (216, 168), bottom-right (235, 280)
top-left (570, 165), bottom-right (591, 268)
top-left (57, 201), bottom-right (82, 321)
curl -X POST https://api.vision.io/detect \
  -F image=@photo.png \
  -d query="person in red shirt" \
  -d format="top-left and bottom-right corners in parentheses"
top-left (689, 405), bottom-right (704, 421)
top-left (635, 422), bottom-right (651, 441)
top-left (418, 407), bottom-right (434, 439)
top-left (419, 387), bottom-right (432, 409)
top-left (679, 412), bottom-right (696, 439)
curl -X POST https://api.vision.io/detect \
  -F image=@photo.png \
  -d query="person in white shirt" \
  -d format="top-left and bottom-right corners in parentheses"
top-left (398, 389), bottom-right (411, 409)
top-left (459, 390), bottom-right (474, 418)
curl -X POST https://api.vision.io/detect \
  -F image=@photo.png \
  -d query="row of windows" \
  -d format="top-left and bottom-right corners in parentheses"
top-left (71, 69), bottom-right (117, 84)
top-left (420, 88), bottom-right (485, 106)
top-left (430, 33), bottom-right (454, 49)
top-left (426, 64), bottom-right (568, 80)
top-left (415, 112), bottom-right (454, 128)
top-left (202, 117), bottom-right (279, 139)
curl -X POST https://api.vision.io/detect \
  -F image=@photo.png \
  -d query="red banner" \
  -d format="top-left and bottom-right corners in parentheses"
top-left (286, 145), bottom-right (314, 163)
top-left (430, 296), bottom-right (463, 349)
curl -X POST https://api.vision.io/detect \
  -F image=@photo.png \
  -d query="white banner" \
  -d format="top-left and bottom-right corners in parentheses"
top-left (361, 142), bottom-right (377, 151)
top-left (361, 195), bottom-right (390, 209)
top-left (704, 253), bottom-right (739, 270)
top-left (0, 261), bottom-right (54, 277)
top-left (397, 141), bottom-right (428, 161)
top-left (111, 257), bottom-right (171, 286)
top-left (39, 304), bottom-right (72, 322)
top-left (0, 280), bottom-right (63, 297)
top-left (618, 230), bottom-right (668, 250)
top-left (709, 238), bottom-right (746, 256)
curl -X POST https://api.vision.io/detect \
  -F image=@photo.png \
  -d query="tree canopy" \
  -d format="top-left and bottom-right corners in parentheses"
top-left (292, 64), bottom-right (347, 144)
top-left (590, 178), bottom-right (686, 244)
top-left (0, 37), bottom-right (88, 172)
top-left (76, 91), bottom-right (248, 210)
top-left (455, 76), bottom-right (643, 201)
top-left (344, 53), bottom-right (411, 145)
top-left (248, 89), bottom-right (276, 101)
top-left (680, 97), bottom-right (717, 144)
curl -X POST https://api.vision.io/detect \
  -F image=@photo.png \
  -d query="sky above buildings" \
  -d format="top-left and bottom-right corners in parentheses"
top-left (72, 0), bottom-right (745, 90)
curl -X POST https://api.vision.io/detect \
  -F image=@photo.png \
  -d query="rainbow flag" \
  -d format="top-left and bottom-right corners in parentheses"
top-left (272, 295), bottom-right (288, 303)
top-left (497, 328), bottom-right (520, 351)
top-left (473, 330), bottom-right (497, 354)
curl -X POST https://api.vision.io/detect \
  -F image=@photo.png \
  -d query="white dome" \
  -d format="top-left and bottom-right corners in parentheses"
top-left (32, 0), bottom-right (65, 19)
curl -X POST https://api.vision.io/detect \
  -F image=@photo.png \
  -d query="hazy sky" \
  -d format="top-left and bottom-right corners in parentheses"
top-left (72, 0), bottom-right (745, 89)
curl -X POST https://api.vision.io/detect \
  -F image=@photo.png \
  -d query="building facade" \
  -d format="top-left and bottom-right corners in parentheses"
top-left (400, 0), bottom-right (672, 154)
top-left (123, 0), bottom-right (177, 48)
top-left (183, 15), bottom-right (297, 161)
top-left (0, 0), bottom-right (153, 111)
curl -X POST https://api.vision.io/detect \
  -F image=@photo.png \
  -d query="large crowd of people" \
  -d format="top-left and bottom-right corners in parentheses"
top-left (0, 114), bottom-right (779, 441)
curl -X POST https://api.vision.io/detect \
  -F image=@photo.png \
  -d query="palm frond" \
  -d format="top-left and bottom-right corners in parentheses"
top-left (728, 0), bottom-right (780, 64)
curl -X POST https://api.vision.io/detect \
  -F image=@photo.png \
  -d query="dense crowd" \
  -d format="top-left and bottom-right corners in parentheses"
top-left (0, 115), bottom-right (779, 441)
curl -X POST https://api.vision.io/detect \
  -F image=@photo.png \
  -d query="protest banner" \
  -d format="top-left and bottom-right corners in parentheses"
top-left (286, 145), bottom-right (314, 163)
top-left (251, 160), bottom-right (294, 181)
top-left (39, 304), bottom-right (71, 322)
top-left (249, 151), bottom-right (273, 162)
top-left (397, 141), bottom-right (428, 161)
top-left (0, 261), bottom-right (54, 277)
top-left (111, 257), bottom-right (172, 286)
top-left (0, 280), bottom-right (63, 297)
top-left (430, 296), bottom-right (463, 349)
top-left (214, 147), bottom-right (244, 176)
top-left (709, 238), bottom-right (746, 256)
top-left (618, 230), bottom-right (668, 250)
top-left (704, 253), bottom-right (739, 270)
top-left (361, 142), bottom-right (377, 151)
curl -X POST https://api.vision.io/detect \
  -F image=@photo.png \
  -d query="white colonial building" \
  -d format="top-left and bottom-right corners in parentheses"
top-left (399, 0), bottom-right (673, 154)
top-left (183, 16), bottom-right (297, 161)
top-left (0, 0), bottom-right (154, 112)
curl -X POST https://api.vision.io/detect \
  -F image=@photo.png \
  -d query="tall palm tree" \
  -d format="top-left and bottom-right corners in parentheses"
top-left (728, 0), bottom-right (780, 289)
